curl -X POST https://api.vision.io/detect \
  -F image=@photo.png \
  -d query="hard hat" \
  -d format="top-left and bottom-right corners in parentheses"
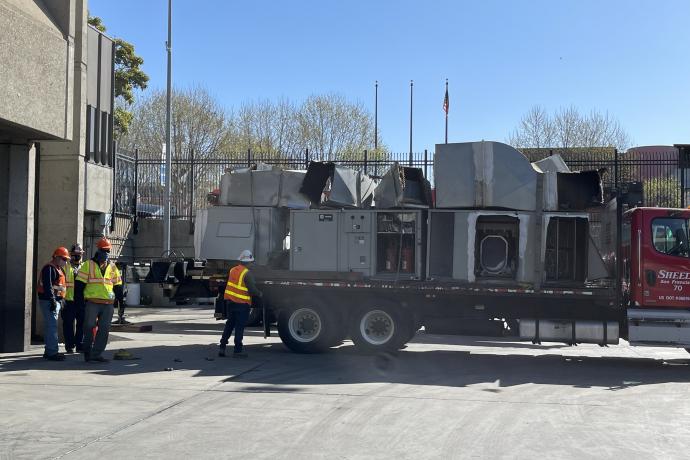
top-left (53, 247), bottom-right (70, 260)
top-left (70, 243), bottom-right (84, 255)
top-left (96, 238), bottom-right (112, 250)
top-left (238, 250), bottom-right (254, 262)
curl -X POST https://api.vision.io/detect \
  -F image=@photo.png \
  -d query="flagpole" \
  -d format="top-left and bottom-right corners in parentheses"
top-left (374, 81), bottom-right (378, 151)
top-left (445, 78), bottom-right (448, 144)
top-left (409, 80), bottom-right (413, 166)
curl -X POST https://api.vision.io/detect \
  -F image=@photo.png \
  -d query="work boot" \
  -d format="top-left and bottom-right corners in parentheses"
top-left (218, 346), bottom-right (226, 357)
top-left (44, 353), bottom-right (66, 361)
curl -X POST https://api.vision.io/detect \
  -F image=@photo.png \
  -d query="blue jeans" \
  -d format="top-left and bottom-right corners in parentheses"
top-left (220, 303), bottom-right (250, 353)
top-left (61, 300), bottom-right (85, 351)
top-left (39, 299), bottom-right (61, 356)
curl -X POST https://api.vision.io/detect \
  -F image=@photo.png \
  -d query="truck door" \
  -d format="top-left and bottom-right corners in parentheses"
top-left (640, 210), bottom-right (690, 308)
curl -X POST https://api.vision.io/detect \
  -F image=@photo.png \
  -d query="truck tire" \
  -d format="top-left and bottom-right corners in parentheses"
top-left (350, 306), bottom-right (412, 353)
top-left (277, 306), bottom-right (338, 353)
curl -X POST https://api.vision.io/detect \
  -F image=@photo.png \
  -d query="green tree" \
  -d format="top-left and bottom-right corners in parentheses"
top-left (88, 16), bottom-right (149, 137)
top-left (643, 176), bottom-right (682, 208)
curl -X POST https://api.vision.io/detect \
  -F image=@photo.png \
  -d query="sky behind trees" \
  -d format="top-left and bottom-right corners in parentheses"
top-left (90, 0), bottom-right (690, 153)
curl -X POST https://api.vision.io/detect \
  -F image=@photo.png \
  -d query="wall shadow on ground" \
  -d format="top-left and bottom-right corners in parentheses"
top-left (1, 337), bottom-right (689, 391)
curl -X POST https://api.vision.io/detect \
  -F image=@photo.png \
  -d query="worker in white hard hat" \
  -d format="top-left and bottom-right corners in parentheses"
top-left (218, 249), bottom-right (262, 358)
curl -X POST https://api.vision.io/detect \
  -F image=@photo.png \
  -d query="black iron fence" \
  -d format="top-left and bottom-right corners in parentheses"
top-left (114, 147), bottom-right (687, 223)
top-left (114, 149), bottom-right (433, 220)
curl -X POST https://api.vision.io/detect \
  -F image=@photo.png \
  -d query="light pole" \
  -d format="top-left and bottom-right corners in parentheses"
top-left (163, 0), bottom-right (172, 254)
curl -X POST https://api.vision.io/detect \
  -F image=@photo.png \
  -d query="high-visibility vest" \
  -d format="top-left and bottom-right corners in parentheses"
top-left (75, 260), bottom-right (122, 304)
top-left (64, 261), bottom-right (81, 301)
top-left (37, 263), bottom-right (66, 299)
top-left (223, 265), bottom-right (251, 305)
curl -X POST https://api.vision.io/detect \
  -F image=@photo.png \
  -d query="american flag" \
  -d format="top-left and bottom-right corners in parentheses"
top-left (443, 87), bottom-right (449, 114)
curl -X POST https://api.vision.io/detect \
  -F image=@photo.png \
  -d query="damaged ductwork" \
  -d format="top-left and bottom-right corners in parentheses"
top-left (532, 156), bottom-right (603, 210)
top-left (435, 142), bottom-right (604, 212)
top-left (374, 162), bottom-right (432, 209)
top-left (299, 162), bottom-right (376, 208)
top-left (219, 163), bottom-right (311, 209)
top-left (435, 141), bottom-right (539, 210)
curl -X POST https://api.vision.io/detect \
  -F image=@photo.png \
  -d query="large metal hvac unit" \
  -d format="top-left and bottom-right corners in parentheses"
top-left (289, 209), bottom-right (425, 279)
top-left (195, 206), bottom-right (289, 265)
top-left (426, 210), bottom-right (609, 284)
top-left (427, 210), bottom-right (537, 283)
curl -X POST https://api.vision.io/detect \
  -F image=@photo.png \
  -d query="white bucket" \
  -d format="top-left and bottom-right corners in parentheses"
top-left (126, 283), bottom-right (141, 306)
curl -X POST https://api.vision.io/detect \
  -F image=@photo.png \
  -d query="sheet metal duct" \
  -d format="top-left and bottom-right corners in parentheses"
top-left (219, 163), bottom-right (310, 209)
top-left (435, 141), bottom-right (538, 211)
top-left (374, 162), bottom-right (432, 209)
top-left (300, 162), bottom-right (375, 208)
top-left (194, 206), bottom-right (288, 265)
top-left (531, 155), bottom-right (603, 209)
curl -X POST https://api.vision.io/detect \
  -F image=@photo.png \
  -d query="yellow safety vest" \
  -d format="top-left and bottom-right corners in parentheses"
top-left (75, 260), bottom-right (122, 304)
top-left (223, 265), bottom-right (251, 305)
top-left (64, 261), bottom-right (81, 301)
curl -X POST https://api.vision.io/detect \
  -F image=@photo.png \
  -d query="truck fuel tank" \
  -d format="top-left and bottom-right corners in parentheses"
top-left (519, 319), bottom-right (619, 345)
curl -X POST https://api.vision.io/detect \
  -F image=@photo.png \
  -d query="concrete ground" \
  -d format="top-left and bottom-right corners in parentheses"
top-left (2, 308), bottom-right (690, 460)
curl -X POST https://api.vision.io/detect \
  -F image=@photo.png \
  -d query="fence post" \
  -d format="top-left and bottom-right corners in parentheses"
top-left (189, 148), bottom-right (195, 234)
top-left (363, 150), bottom-right (368, 174)
top-left (424, 149), bottom-right (428, 178)
top-left (305, 148), bottom-right (309, 169)
top-left (247, 148), bottom-right (252, 167)
top-left (614, 148), bottom-right (619, 191)
top-left (110, 140), bottom-right (117, 233)
top-left (133, 148), bottom-right (139, 234)
top-left (679, 147), bottom-right (686, 208)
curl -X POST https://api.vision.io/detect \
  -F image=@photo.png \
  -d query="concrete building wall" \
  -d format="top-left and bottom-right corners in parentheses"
top-left (84, 162), bottom-right (114, 213)
top-left (0, 145), bottom-right (36, 351)
top-left (0, 0), bottom-right (74, 140)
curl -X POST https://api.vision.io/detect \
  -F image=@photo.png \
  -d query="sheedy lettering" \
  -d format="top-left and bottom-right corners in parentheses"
top-left (658, 270), bottom-right (690, 280)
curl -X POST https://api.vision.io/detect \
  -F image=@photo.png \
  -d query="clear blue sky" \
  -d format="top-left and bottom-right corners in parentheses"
top-left (90, 0), bottom-right (690, 153)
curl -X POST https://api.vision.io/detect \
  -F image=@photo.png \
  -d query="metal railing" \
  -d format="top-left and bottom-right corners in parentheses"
top-left (115, 149), bottom-right (433, 221)
top-left (114, 147), bottom-right (686, 224)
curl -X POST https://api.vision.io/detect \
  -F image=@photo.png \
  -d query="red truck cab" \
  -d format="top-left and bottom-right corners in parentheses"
top-left (623, 207), bottom-right (690, 347)
top-left (624, 207), bottom-right (690, 308)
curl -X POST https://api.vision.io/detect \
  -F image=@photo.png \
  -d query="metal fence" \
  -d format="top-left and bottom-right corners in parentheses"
top-left (114, 147), bottom-right (687, 224)
top-left (114, 149), bottom-right (433, 221)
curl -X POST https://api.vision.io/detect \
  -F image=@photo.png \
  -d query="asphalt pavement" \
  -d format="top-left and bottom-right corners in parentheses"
top-left (1, 307), bottom-right (690, 460)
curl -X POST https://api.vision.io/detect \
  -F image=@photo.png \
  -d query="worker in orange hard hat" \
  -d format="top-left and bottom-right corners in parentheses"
top-left (37, 247), bottom-right (69, 361)
top-left (96, 237), bottom-right (112, 250)
top-left (62, 244), bottom-right (85, 354)
top-left (74, 237), bottom-right (123, 363)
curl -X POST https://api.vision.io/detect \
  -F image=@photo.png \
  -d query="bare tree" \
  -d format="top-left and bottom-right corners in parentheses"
top-left (509, 105), bottom-right (631, 151)
top-left (297, 94), bottom-right (381, 161)
top-left (120, 86), bottom-right (233, 160)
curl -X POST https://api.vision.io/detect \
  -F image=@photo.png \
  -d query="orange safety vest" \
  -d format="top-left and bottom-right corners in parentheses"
top-left (37, 263), bottom-right (66, 299)
top-left (223, 265), bottom-right (252, 305)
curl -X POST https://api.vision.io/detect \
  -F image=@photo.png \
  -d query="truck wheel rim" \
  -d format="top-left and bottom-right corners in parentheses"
top-left (360, 310), bottom-right (395, 346)
top-left (288, 308), bottom-right (322, 343)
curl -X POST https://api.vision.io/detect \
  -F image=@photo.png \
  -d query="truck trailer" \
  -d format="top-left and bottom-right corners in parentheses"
top-left (190, 141), bottom-right (690, 355)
